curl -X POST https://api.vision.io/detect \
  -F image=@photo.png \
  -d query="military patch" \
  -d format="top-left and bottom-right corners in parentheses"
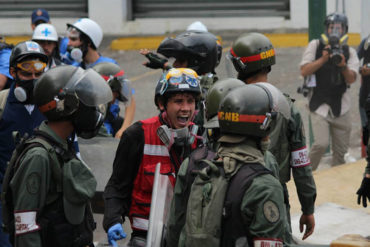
top-left (263, 200), bottom-right (280, 223)
top-left (26, 172), bottom-right (41, 194)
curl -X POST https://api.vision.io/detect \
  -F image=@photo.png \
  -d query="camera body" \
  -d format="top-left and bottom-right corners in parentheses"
top-left (328, 35), bottom-right (343, 65)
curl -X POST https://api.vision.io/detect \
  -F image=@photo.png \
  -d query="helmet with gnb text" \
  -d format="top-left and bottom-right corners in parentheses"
top-left (228, 32), bottom-right (275, 74)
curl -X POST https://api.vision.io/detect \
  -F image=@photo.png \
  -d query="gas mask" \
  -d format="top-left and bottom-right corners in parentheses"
top-left (67, 45), bottom-right (83, 63)
top-left (72, 102), bottom-right (106, 139)
top-left (157, 124), bottom-right (198, 148)
top-left (14, 78), bottom-right (36, 104)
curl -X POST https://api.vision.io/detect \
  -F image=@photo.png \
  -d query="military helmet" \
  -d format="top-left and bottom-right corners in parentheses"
top-left (204, 78), bottom-right (244, 129)
top-left (157, 31), bottom-right (218, 75)
top-left (325, 12), bottom-right (348, 35)
top-left (34, 65), bottom-right (112, 121)
top-left (154, 68), bottom-right (201, 107)
top-left (228, 32), bottom-right (275, 74)
top-left (9, 41), bottom-right (48, 68)
top-left (218, 83), bottom-right (278, 138)
top-left (92, 62), bottom-right (131, 103)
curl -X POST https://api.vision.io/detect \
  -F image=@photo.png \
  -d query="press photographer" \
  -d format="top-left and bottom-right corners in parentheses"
top-left (299, 12), bottom-right (359, 170)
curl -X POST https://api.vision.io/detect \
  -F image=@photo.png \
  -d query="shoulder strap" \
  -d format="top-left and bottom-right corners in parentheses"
top-left (0, 89), bottom-right (10, 119)
top-left (186, 145), bottom-right (216, 185)
top-left (222, 163), bottom-right (272, 246)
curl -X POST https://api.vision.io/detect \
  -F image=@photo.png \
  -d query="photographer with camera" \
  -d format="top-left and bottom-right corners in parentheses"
top-left (300, 12), bottom-right (359, 171)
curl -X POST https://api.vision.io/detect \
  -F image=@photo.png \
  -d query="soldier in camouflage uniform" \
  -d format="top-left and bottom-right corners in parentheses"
top-left (4, 65), bottom-right (112, 247)
top-left (166, 79), bottom-right (292, 246)
top-left (357, 95), bottom-right (370, 208)
top-left (177, 84), bottom-right (291, 247)
top-left (228, 32), bottom-right (317, 240)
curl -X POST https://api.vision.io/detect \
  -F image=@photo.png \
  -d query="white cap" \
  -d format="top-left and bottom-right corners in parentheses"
top-left (186, 21), bottom-right (208, 32)
top-left (67, 18), bottom-right (103, 49)
top-left (32, 23), bottom-right (58, 42)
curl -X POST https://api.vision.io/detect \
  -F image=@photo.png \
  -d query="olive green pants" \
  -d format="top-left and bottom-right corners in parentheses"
top-left (309, 110), bottom-right (351, 170)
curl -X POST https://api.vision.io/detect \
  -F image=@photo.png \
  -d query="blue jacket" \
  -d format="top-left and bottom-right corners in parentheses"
top-left (0, 84), bottom-right (45, 181)
top-left (74, 55), bottom-right (118, 69)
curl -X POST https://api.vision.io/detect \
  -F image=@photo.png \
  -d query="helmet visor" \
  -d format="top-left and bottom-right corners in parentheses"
top-left (66, 68), bottom-right (112, 106)
top-left (108, 76), bottom-right (132, 103)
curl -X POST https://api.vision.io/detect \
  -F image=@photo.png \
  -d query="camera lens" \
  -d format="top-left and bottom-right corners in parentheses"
top-left (331, 53), bottom-right (342, 65)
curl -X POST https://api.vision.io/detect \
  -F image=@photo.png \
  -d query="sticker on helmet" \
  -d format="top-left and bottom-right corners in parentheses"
top-left (179, 84), bottom-right (189, 89)
top-left (263, 200), bottom-right (280, 223)
top-left (25, 41), bottom-right (40, 52)
top-left (42, 28), bottom-right (52, 37)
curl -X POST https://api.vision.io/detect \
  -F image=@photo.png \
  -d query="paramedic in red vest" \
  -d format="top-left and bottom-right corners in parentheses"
top-left (103, 68), bottom-right (201, 247)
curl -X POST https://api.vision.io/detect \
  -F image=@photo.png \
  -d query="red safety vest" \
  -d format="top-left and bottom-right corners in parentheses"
top-left (129, 116), bottom-right (196, 231)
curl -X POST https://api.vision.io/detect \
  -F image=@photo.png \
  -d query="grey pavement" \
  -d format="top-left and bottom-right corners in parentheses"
top-left (88, 38), bottom-right (364, 245)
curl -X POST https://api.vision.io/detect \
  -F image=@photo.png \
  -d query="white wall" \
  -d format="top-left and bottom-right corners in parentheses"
top-left (0, 0), bottom-right (365, 36)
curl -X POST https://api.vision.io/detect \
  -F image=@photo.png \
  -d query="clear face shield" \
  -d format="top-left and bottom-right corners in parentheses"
top-left (107, 76), bottom-right (133, 105)
top-left (225, 51), bottom-right (240, 78)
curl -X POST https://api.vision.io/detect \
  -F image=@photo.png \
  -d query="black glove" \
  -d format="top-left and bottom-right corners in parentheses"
top-left (357, 177), bottom-right (370, 207)
top-left (144, 52), bottom-right (168, 69)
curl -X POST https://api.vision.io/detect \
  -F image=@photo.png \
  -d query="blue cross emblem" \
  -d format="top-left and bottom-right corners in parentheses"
top-left (42, 28), bottom-right (51, 37)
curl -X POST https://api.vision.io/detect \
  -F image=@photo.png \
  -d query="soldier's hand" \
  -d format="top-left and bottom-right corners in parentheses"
top-left (299, 214), bottom-right (315, 240)
top-left (108, 223), bottom-right (126, 247)
top-left (140, 49), bottom-right (168, 69)
top-left (357, 177), bottom-right (370, 207)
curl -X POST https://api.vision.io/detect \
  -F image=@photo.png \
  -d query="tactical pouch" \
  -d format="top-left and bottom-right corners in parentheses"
top-left (184, 160), bottom-right (228, 247)
top-left (39, 201), bottom-right (95, 247)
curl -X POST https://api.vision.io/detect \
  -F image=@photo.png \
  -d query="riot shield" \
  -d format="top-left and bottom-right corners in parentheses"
top-left (146, 163), bottom-right (174, 247)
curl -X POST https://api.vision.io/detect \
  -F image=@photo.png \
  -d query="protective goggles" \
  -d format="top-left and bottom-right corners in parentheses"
top-left (165, 68), bottom-right (198, 86)
top-left (16, 60), bottom-right (46, 72)
top-left (159, 68), bottom-right (199, 95)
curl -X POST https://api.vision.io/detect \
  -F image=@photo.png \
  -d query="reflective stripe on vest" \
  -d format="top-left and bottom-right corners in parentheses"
top-left (132, 217), bottom-right (149, 231)
top-left (143, 144), bottom-right (169, 157)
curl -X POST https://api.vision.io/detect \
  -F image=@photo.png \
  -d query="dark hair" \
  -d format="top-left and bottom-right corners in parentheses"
top-left (237, 66), bottom-right (271, 81)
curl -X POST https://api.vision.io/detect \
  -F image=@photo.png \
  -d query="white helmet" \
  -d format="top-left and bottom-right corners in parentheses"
top-left (32, 23), bottom-right (58, 42)
top-left (186, 21), bottom-right (208, 32)
top-left (67, 18), bottom-right (103, 49)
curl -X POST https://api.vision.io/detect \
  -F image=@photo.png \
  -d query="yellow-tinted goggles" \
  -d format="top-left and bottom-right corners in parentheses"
top-left (165, 68), bottom-right (198, 86)
top-left (16, 60), bottom-right (46, 72)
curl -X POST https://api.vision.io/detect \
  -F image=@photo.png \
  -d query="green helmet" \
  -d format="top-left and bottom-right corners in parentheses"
top-left (204, 78), bottom-right (244, 129)
top-left (92, 62), bottom-right (132, 103)
top-left (218, 84), bottom-right (277, 138)
top-left (154, 68), bottom-right (201, 107)
top-left (228, 32), bottom-right (275, 74)
top-left (34, 65), bottom-right (112, 139)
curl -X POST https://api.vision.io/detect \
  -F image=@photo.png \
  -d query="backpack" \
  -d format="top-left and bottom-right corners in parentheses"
top-left (1, 130), bottom-right (65, 234)
top-left (183, 159), bottom-right (271, 247)
top-left (1, 130), bottom-right (96, 246)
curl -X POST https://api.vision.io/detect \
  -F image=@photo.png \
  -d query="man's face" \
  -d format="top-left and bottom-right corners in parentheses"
top-left (35, 40), bottom-right (57, 57)
top-left (328, 23), bottom-right (343, 36)
top-left (161, 93), bottom-right (196, 129)
top-left (10, 59), bottom-right (45, 81)
top-left (67, 28), bottom-right (82, 48)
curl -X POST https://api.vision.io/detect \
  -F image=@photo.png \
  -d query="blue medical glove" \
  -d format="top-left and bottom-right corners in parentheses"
top-left (107, 223), bottom-right (126, 247)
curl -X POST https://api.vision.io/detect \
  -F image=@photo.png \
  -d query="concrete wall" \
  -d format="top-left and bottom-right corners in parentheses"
top-left (0, 0), bottom-right (366, 36)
